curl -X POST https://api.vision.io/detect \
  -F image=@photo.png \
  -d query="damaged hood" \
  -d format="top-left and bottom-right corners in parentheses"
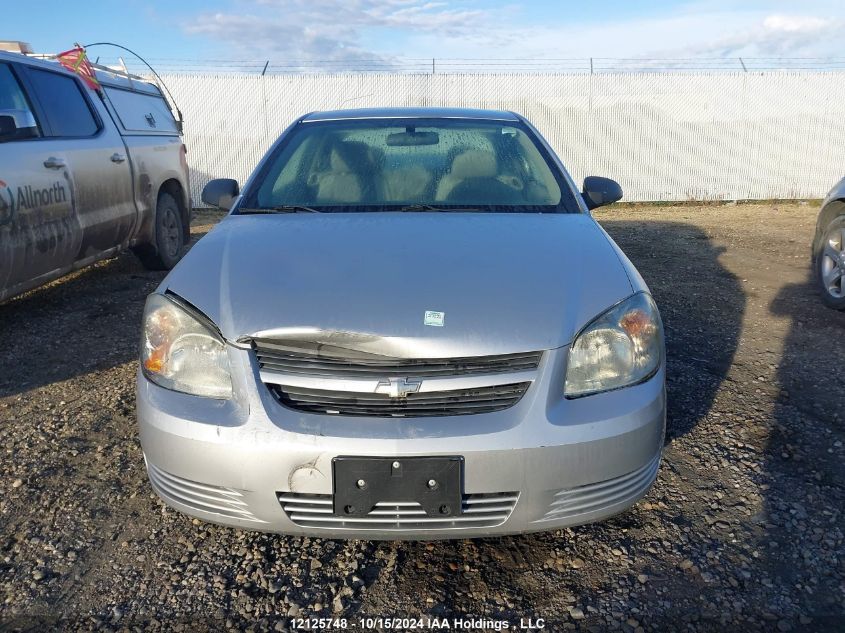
top-left (162, 212), bottom-right (633, 356)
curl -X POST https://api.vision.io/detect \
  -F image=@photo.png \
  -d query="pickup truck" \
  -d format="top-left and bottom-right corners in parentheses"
top-left (0, 45), bottom-right (190, 302)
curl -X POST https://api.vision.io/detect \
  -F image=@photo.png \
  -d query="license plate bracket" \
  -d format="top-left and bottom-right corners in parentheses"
top-left (333, 456), bottom-right (463, 518)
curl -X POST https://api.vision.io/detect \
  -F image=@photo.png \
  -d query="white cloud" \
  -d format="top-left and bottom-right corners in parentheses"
top-left (182, 2), bottom-right (845, 69)
top-left (762, 14), bottom-right (829, 33)
top-left (664, 13), bottom-right (844, 58)
top-left (184, 0), bottom-right (486, 66)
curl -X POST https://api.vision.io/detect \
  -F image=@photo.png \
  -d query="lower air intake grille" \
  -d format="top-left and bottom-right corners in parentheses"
top-left (278, 491), bottom-right (518, 530)
top-left (269, 382), bottom-right (530, 417)
top-left (540, 454), bottom-right (661, 522)
top-left (146, 461), bottom-right (265, 523)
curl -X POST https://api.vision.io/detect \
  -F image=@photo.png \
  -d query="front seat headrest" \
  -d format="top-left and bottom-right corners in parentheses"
top-left (449, 150), bottom-right (497, 179)
top-left (330, 141), bottom-right (372, 173)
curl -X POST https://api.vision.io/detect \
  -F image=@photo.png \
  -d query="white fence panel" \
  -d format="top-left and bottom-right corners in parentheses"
top-left (160, 71), bottom-right (845, 204)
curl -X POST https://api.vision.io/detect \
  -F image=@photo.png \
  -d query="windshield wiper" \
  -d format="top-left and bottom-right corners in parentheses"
top-left (397, 204), bottom-right (484, 212)
top-left (239, 205), bottom-right (322, 214)
top-left (241, 204), bottom-right (488, 214)
top-left (398, 204), bottom-right (449, 212)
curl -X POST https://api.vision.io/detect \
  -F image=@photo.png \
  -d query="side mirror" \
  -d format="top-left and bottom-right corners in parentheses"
top-left (0, 116), bottom-right (15, 137)
top-left (202, 178), bottom-right (239, 210)
top-left (582, 176), bottom-right (623, 210)
top-left (0, 109), bottom-right (38, 142)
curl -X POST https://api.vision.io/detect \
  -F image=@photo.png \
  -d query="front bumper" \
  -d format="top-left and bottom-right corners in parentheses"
top-left (137, 347), bottom-right (666, 540)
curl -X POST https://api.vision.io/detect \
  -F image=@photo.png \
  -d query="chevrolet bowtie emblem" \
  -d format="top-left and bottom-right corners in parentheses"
top-left (375, 377), bottom-right (422, 398)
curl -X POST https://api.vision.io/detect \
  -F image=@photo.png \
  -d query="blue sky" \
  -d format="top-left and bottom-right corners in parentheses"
top-left (5, 0), bottom-right (845, 70)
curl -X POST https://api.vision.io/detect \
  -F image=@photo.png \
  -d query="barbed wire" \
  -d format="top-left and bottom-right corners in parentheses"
top-left (85, 55), bottom-right (845, 75)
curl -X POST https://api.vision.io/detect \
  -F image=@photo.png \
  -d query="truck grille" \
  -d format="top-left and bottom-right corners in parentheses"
top-left (278, 491), bottom-right (518, 530)
top-left (254, 344), bottom-right (542, 379)
top-left (268, 382), bottom-right (530, 417)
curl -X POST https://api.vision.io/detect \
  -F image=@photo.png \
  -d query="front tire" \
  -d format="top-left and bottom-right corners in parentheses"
top-left (815, 215), bottom-right (845, 310)
top-left (134, 192), bottom-right (186, 270)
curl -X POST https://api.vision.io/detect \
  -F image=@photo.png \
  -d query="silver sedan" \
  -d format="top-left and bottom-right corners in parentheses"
top-left (815, 177), bottom-right (845, 310)
top-left (136, 108), bottom-right (666, 539)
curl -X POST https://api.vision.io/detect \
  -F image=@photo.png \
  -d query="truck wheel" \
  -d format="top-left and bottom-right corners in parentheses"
top-left (815, 215), bottom-right (845, 310)
top-left (134, 192), bottom-right (186, 270)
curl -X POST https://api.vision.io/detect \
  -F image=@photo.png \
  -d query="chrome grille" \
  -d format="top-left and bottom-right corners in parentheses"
top-left (269, 382), bottom-right (530, 417)
top-left (254, 344), bottom-right (542, 378)
top-left (539, 454), bottom-right (661, 522)
top-left (146, 461), bottom-right (265, 523)
top-left (279, 491), bottom-right (518, 530)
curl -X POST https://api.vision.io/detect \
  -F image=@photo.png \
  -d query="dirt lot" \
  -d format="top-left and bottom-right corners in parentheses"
top-left (1, 203), bottom-right (843, 632)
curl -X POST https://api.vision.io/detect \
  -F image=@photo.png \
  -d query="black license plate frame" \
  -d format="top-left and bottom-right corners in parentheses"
top-left (333, 456), bottom-right (463, 518)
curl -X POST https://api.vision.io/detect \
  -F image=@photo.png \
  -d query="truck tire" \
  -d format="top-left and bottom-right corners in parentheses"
top-left (133, 192), bottom-right (186, 270)
top-left (815, 214), bottom-right (845, 310)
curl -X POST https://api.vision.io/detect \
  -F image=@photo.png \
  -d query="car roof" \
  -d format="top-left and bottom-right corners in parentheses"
top-left (0, 50), bottom-right (80, 75)
top-left (301, 107), bottom-right (521, 122)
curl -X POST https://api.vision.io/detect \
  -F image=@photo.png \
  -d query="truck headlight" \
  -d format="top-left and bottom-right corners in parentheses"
top-left (140, 293), bottom-right (232, 399)
top-left (564, 292), bottom-right (663, 398)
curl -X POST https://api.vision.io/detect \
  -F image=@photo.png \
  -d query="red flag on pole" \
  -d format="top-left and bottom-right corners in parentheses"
top-left (56, 44), bottom-right (100, 91)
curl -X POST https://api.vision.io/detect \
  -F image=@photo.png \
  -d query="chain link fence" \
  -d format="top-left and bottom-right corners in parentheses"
top-left (159, 71), bottom-right (845, 204)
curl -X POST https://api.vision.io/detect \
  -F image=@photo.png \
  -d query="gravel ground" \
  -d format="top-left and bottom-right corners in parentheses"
top-left (0, 203), bottom-right (843, 632)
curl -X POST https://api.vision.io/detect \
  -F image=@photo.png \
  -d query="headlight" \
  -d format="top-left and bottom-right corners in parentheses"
top-left (564, 292), bottom-right (663, 398)
top-left (140, 293), bottom-right (232, 399)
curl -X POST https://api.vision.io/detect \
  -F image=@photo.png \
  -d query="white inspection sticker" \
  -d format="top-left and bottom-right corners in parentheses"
top-left (424, 310), bottom-right (445, 327)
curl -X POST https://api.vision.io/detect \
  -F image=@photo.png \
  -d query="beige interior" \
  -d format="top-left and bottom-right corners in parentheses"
top-left (308, 143), bottom-right (536, 205)
top-left (381, 165), bottom-right (433, 202)
top-left (314, 146), bottom-right (365, 203)
top-left (434, 150), bottom-right (497, 201)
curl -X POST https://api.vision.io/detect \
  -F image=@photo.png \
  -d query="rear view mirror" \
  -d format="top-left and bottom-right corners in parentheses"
top-left (0, 109), bottom-right (38, 142)
top-left (386, 130), bottom-right (439, 146)
top-left (582, 176), bottom-right (623, 210)
top-left (202, 178), bottom-right (240, 210)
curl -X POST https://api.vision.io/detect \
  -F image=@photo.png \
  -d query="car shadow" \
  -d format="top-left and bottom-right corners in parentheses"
top-left (0, 214), bottom-right (221, 399)
top-left (763, 273), bottom-right (845, 629)
top-left (600, 219), bottom-right (745, 444)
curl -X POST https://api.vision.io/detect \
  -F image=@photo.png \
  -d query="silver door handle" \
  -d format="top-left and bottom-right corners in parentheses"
top-left (110, 153), bottom-right (126, 163)
top-left (43, 157), bottom-right (66, 169)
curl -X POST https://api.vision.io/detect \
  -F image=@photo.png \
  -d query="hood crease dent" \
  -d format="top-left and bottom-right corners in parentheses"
top-left (162, 213), bottom-right (634, 358)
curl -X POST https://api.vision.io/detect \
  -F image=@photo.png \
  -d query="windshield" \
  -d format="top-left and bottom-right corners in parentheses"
top-left (239, 118), bottom-right (580, 213)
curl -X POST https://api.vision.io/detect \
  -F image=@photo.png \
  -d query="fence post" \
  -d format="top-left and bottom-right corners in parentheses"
top-left (432, 58), bottom-right (435, 74)
top-left (261, 61), bottom-right (269, 76)
top-left (590, 58), bottom-right (594, 75)
top-left (739, 57), bottom-right (747, 72)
